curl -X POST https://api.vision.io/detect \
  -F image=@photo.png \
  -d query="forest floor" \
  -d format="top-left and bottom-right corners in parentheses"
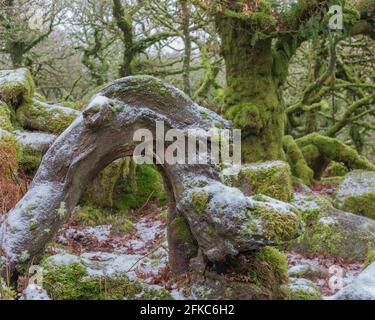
top-left (44, 203), bottom-right (191, 300)
top-left (40, 182), bottom-right (363, 299)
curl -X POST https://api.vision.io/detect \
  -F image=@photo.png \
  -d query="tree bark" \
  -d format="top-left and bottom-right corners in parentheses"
top-left (215, 15), bottom-right (286, 163)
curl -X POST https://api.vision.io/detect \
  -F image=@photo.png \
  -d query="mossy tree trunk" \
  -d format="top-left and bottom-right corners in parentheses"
top-left (215, 15), bottom-right (287, 163)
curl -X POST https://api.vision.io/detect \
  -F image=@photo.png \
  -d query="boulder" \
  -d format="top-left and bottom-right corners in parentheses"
top-left (294, 207), bottom-right (375, 261)
top-left (281, 278), bottom-right (322, 300)
top-left (41, 254), bottom-right (172, 300)
top-left (234, 161), bottom-right (293, 202)
top-left (0, 68), bottom-right (35, 108)
top-left (14, 131), bottom-right (56, 153)
top-left (330, 261), bottom-right (375, 300)
top-left (291, 192), bottom-right (332, 221)
top-left (16, 98), bottom-right (80, 134)
top-left (179, 181), bottom-right (303, 261)
top-left (334, 170), bottom-right (375, 220)
top-left (288, 262), bottom-right (328, 280)
top-left (191, 247), bottom-right (289, 300)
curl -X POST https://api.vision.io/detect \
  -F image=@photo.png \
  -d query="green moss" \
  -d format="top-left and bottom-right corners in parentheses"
top-left (170, 215), bottom-right (198, 259)
top-left (0, 278), bottom-right (15, 300)
top-left (191, 191), bottom-right (209, 214)
top-left (237, 161), bottom-right (293, 202)
top-left (325, 161), bottom-right (349, 177)
top-left (0, 102), bottom-right (14, 132)
top-left (280, 279), bottom-right (322, 300)
top-left (73, 205), bottom-right (133, 234)
top-left (0, 68), bottom-right (35, 108)
top-left (297, 133), bottom-right (375, 179)
top-left (18, 146), bottom-right (42, 175)
top-left (341, 192), bottom-right (375, 220)
top-left (291, 194), bottom-right (332, 222)
top-left (307, 221), bottom-right (344, 256)
top-left (247, 247), bottom-right (289, 299)
top-left (363, 249), bottom-right (375, 270)
top-left (33, 93), bottom-right (47, 102)
top-left (253, 205), bottom-right (302, 244)
top-left (42, 262), bottom-right (172, 300)
top-left (117, 163), bottom-right (166, 210)
top-left (84, 160), bottom-right (124, 209)
top-left (215, 10), bottom-right (285, 162)
top-left (283, 135), bottom-right (314, 186)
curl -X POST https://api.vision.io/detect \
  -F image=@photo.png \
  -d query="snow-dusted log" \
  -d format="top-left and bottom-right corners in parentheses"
top-left (0, 76), bottom-right (303, 278)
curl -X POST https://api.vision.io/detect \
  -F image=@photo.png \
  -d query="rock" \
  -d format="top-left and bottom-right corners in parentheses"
top-left (42, 255), bottom-right (172, 300)
top-left (281, 278), bottom-right (322, 300)
top-left (21, 284), bottom-right (51, 300)
top-left (234, 161), bottom-right (293, 202)
top-left (330, 261), bottom-right (375, 300)
top-left (191, 247), bottom-right (289, 300)
top-left (0, 68), bottom-right (35, 108)
top-left (294, 207), bottom-right (375, 261)
top-left (14, 130), bottom-right (56, 153)
top-left (334, 170), bottom-right (375, 220)
top-left (16, 98), bottom-right (80, 134)
top-left (288, 262), bottom-right (328, 280)
top-left (179, 180), bottom-right (303, 262)
top-left (291, 192), bottom-right (332, 221)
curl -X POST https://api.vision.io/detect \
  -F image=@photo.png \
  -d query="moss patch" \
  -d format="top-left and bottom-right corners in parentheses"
top-left (236, 161), bottom-right (293, 202)
top-left (252, 204), bottom-right (302, 244)
top-left (0, 101), bottom-right (14, 132)
top-left (170, 214), bottom-right (198, 259)
top-left (42, 262), bottom-right (172, 300)
top-left (116, 162), bottom-right (166, 210)
top-left (191, 191), bottom-right (209, 214)
top-left (246, 247), bottom-right (289, 299)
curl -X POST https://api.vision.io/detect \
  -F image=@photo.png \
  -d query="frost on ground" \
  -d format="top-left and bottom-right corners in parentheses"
top-left (43, 209), bottom-right (189, 300)
top-left (286, 251), bottom-right (362, 297)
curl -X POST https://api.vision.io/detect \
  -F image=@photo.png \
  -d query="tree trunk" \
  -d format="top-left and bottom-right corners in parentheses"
top-left (215, 16), bottom-right (285, 163)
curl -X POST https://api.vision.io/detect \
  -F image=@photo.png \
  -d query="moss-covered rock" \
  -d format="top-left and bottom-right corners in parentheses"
top-left (250, 195), bottom-right (303, 244)
top-left (325, 161), bottom-right (349, 177)
top-left (293, 207), bottom-right (375, 261)
top-left (16, 98), bottom-right (79, 134)
top-left (334, 171), bottom-right (375, 220)
top-left (0, 68), bottom-right (35, 108)
top-left (191, 247), bottom-right (289, 300)
top-left (247, 247), bottom-right (289, 299)
top-left (280, 278), bottom-right (322, 300)
top-left (0, 101), bottom-right (14, 132)
top-left (291, 192), bottom-right (333, 222)
top-left (180, 179), bottom-right (303, 262)
top-left (42, 260), bottom-right (172, 300)
top-left (235, 161), bottom-right (294, 202)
